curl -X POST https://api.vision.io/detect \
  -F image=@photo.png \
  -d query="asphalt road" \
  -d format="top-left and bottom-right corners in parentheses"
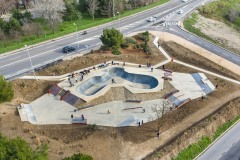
top-left (0, 0), bottom-right (207, 79)
top-left (196, 121), bottom-right (240, 160)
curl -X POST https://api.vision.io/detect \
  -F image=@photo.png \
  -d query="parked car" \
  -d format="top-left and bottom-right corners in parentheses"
top-left (182, 0), bottom-right (188, 2)
top-left (62, 46), bottom-right (75, 53)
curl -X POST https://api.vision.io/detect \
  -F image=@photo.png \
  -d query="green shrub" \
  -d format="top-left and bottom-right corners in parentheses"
top-left (100, 45), bottom-right (109, 51)
top-left (112, 49), bottom-right (121, 55)
top-left (0, 76), bottom-right (14, 103)
top-left (0, 134), bottom-right (48, 160)
top-left (134, 44), bottom-right (140, 49)
top-left (120, 43), bottom-right (129, 49)
top-left (100, 28), bottom-right (124, 49)
top-left (125, 37), bottom-right (137, 44)
top-left (64, 153), bottom-right (93, 160)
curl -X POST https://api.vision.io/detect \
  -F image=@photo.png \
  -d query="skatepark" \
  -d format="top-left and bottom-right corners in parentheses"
top-left (18, 61), bottom-right (215, 126)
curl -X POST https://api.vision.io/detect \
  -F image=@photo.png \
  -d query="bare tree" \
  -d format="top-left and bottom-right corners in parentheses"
top-left (0, 0), bottom-right (16, 15)
top-left (33, 0), bottom-right (66, 33)
top-left (87, 0), bottom-right (99, 21)
top-left (0, 28), bottom-right (7, 47)
top-left (22, 22), bottom-right (43, 38)
top-left (228, 8), bottom-right (239, 23)
top-left (151, 100), bottom-right (171, 132)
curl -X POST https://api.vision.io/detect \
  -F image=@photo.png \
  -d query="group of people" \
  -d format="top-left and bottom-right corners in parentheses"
top-left (71, 114), bottom-right (85, 121)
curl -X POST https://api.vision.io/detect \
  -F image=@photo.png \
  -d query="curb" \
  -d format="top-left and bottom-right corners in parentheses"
top-left (194, 119), bottom-right (240, 160)
top-left (0, 0), bottom-right (173, 57)
top-left (176, 0), bottom-right (240, 58)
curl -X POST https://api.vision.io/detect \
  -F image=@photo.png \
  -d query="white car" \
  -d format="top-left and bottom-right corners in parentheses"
top-left (182, 0), bottom-right (188, 2)
top-left (146, 17), bottom-right (156, 22)
top-left (178, 9), bottom-right (183, 14)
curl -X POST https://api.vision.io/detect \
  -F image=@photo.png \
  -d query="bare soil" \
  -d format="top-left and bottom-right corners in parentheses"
top-left (194, 14), bottom-right (240, 55)
top-left (0, 38), bottom-right (240, 160)
top-left (161, 41), bottom-right (240, 80)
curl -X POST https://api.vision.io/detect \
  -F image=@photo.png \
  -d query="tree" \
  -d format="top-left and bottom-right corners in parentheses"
top-left (151, 100), bottom-right (171, 133)
top-left (0, 134), bottom-right (48, 160)
top-left (64, 153), bottom-right (93, 160)
top-left (63, 0), bottom-right (82, 21)
top-left (12, 9), bottom-right (24, 22)
top-left (0, 28), bottom-right (6, 47)
top-left (100, 28), bottom-right (124, 49)
top-left (87, 0), bottom-right (99, 20)
top-left (99, 0), bottom-right (113, 18)
top-left (33, 0), bottom-right (66, 33)
top-left (78, 0), bottom-right (88, 13)
top-left (0, 76), bottom-right (14, 103)
top-left (227, 7), bottom-right (239, 23)
top-left (4, 18), bottom-right (21, 34)
top-left (22, 23), bottom-right (43, 38)
top-left (0, 0), bottom-right (16, 15)
top-left (22, 11), bottom-right (33, 23)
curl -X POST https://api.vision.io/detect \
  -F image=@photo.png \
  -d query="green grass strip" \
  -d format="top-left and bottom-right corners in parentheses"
top-left (183, 13), bottom-right (219, 44)
top-left (173, 114), bottom-right (240, 160)
top-left (0, 0), bottom-right (169, 54)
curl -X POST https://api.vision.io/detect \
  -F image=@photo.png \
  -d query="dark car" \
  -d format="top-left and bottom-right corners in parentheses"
top-left (62, 46), bottom-right (75, 53)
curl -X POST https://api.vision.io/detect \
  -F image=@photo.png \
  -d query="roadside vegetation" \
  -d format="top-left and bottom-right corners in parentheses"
top-left (0, 0), bottom-right (169, 54)
top-left (174, 114), bottom-right (240, 160)
top-left (183, 0), bottom-right (240, 49)
top-left (198, 0), bottom-right (240, 31)
top-left (183, 13), bottom-right (219, 44)
top-left (100, 29), bottom-right (151, 55)
top-left (0, 76), bottom-right (14, 103)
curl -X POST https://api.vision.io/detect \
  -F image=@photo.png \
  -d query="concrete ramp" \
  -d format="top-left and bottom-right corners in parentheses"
top-left (77, 67), bottom-right (159, 96)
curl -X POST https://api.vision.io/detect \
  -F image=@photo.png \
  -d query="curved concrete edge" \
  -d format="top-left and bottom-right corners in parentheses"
top-left (69, 66), bottom-right (164, 102)
top-left (194, 119), bottom-right (240, 160)
top-left (19, 60), bottom-right (155, 81)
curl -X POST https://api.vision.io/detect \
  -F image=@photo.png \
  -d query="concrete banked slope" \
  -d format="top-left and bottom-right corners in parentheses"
top-left (77, 67), bottom-right (159, 96)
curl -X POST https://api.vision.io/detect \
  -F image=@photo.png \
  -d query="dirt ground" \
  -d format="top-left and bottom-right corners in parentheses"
top-left (0, 36), bottom-right (240, 160)
top-left (193, 13), bottom-right (240, 55)
top-left (161, 41), bottom-right (240, 80)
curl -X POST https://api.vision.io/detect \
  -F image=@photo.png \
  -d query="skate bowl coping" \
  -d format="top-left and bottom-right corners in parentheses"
top-left (76, 67), bottom-right (159, 96)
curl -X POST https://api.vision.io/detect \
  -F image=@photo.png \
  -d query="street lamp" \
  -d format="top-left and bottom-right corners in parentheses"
top-left (73, 23), bottom-right (79, 49)
top-left (117, 11), bottom-right (120, 29)
top-left (25, 44), bottom-right (36, 80)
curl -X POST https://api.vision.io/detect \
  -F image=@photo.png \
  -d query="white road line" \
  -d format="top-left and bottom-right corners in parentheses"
top-left (10, 55), bottom-right (22, 60)
top-left (0, 38), bottom-right (98, 69)
top-left (232, 58), bottom-right (239, 61)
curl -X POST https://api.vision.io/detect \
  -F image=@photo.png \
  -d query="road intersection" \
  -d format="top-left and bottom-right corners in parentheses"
top-left (1, 0), bottom-right (230, 79)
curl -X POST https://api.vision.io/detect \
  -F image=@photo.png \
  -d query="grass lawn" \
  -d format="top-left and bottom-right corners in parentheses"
top-left (0, 0), bottom-right (169, 54)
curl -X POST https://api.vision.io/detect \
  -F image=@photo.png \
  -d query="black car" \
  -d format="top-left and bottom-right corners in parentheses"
top-left (62, 46), bottom-right (75, 53)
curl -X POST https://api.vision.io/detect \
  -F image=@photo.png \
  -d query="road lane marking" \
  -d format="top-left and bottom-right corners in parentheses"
top-left (0, 38), bottom-right (100, 69)
top-left (10, 55), bottom-right (22, 60)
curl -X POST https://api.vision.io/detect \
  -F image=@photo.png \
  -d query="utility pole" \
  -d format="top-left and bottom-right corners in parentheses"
top-left (73, 23), bottom-right (79, 48)
top-left (113, 0), bottom-right (115, 17)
